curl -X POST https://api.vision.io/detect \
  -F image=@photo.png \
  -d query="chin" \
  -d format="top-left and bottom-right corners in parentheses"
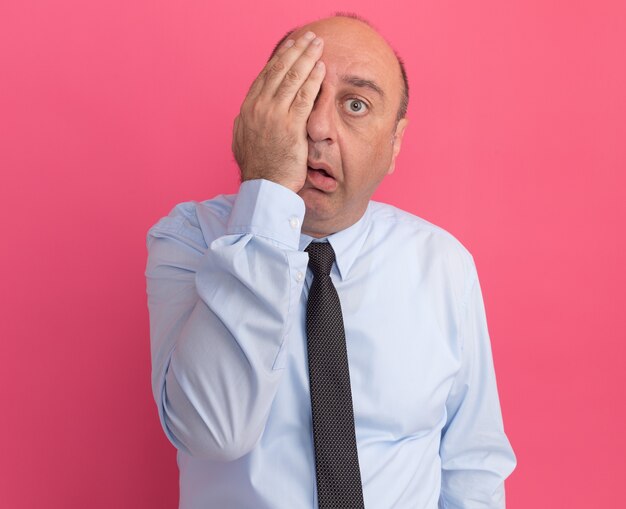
top-left (301, 217), bottom-right (339, 238)
top-left (301, 190), bottom-right (336, 219)
top-left (302, 208), bottom-right (340, 238)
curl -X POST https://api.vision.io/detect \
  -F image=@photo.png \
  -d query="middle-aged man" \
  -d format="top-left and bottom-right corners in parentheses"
top-left (146, 13), bottom-right (516, 509)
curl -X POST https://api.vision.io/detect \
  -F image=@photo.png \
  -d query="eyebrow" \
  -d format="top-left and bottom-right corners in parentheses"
top-left (339, 74), bottom-right (386, 101)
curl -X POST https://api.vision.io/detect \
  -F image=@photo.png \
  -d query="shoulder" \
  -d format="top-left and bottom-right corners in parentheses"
top-left (366, 201), bottom-right (477, 284)
top-left (368, 201), bottom-right (473, 256)
top-left (146, 194), bottom-right (236, 251)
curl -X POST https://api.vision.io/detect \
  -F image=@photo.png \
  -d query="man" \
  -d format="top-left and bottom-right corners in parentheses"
top-left (146, 14), bottom-right (516, 509)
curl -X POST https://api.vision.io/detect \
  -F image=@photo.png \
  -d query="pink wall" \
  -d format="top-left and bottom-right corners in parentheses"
top-left (1, 1), bottom-right (624, 507)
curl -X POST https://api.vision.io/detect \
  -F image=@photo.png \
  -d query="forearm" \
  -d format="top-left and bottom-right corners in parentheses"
top-left (147, 180), bottom-right (308, 460)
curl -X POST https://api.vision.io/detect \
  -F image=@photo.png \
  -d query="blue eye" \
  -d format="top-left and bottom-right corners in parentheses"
top-left (344, 98), bottom-right (368, 115)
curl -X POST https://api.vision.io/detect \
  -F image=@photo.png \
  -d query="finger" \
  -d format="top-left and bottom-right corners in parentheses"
top-left (244, 38), bottom-right (296, 101)
top-left (231, 115), bottom-right (240, 154)
top-left (274, 37), bottom-right (296, 58)
top-left (289, 60), bottom-right (326, 118)
top-left (272, 36), bottom-right (324, 106)
top-left (257, 31), bottom-right (320, 98)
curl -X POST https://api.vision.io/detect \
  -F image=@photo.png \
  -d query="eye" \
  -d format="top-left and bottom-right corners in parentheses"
top-left (343, 98), bottom-right (368, 116)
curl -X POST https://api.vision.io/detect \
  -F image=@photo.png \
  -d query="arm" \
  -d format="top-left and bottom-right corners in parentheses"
top-left (439, 265), bottom-right (517, 508)
top-left (146, 180), bottom-right (307, 461)
top-left (146, 31), bottom-right (326, 461)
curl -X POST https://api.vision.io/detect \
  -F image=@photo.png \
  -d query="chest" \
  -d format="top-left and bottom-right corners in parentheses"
top-left (282, 257), bottom-right (463, 441)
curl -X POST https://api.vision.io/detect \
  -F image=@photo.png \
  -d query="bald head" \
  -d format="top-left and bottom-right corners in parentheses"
top-left (269, 14), bottom-right (409, 122)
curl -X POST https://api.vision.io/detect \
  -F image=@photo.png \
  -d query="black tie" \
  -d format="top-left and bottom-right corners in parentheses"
top-left (305, 242), bottom-right (365, 509)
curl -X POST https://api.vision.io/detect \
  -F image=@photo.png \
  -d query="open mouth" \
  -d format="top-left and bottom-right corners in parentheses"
top-left (307, 166), bottom-right (332, 178)
top-left (306, 165), bottom-right (338, 192)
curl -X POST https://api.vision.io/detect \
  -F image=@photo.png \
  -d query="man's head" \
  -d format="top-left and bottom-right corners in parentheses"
top-left (270, 14), bottom-right (409, 123)
top-left (270, 14), bottom-right (410, 237)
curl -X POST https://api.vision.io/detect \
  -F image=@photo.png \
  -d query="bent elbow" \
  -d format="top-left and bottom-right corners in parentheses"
top-left (191, 437), bottom-right (259, 462)
top-left (161, 408), bottom-right (263, 462)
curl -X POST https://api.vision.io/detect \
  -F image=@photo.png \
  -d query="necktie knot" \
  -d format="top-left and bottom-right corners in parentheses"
top-left (305, 242), bottom-right (336, 278)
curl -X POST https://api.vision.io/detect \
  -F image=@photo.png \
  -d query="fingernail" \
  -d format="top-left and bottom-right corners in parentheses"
top-left (312, 37), bottom-right (322, 46)
top-left (284, 39), bottom-right (295, 48)
top-left (304, 31), bottom-right (315, 40)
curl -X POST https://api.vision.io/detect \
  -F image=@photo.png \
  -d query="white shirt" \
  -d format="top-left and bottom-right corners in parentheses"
top-left (145, 178), bottom-right (516, 508)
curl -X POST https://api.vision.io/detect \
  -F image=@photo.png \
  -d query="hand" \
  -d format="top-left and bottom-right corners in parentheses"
top-left (232, 31), bottom-right (326, 194)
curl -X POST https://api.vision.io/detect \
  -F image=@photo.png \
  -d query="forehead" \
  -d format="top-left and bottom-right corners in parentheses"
top-left (291, 18), bottom-right (401, 103)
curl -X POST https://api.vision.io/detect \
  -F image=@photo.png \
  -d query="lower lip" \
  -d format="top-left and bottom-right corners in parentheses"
top-left (306, 168), bottom-right (338, 192)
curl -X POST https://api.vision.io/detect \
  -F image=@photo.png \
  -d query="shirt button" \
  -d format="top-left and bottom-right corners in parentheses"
top-left (296, 271), bottom-right (304, 282)
top-left (289, 216), bottom-right (300, 229)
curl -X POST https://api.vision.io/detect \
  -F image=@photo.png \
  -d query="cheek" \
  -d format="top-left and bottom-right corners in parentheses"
top-left (360, 122), bottom-right (394, 157)
top-left (361, 133), bottom-right (394, 174)
top-left (338, 125), bottom-right (395, 187)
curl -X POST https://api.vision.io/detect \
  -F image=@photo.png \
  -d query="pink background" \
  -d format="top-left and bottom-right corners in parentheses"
top-left (1, 1), bottom-right (624, 507)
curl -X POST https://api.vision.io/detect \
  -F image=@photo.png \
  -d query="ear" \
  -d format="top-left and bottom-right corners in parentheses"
top-left (387, 117), bottom-right (408, 175)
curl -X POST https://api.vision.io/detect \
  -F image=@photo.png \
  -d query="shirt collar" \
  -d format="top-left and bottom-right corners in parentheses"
top-left (299, 203), bottom-right (372, 281)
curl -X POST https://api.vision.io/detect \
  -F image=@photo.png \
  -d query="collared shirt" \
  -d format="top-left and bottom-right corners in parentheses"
top-left (145, 179), bottom-right (516, 509)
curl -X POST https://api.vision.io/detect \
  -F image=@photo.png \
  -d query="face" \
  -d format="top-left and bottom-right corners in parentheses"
top-left (292, 17), bottom-right (408, 237)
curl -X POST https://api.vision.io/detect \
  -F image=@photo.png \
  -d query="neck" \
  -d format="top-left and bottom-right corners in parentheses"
top-left (301, 205), bottom-right (369, 238)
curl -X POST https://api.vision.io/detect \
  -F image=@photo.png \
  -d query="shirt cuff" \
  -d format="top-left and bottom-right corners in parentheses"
top-left (227, 179), bottom-right (306, 250)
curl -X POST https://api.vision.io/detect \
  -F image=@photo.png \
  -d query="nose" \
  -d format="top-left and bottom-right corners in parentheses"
top-left (306, 88), bottom-right (337, 145)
